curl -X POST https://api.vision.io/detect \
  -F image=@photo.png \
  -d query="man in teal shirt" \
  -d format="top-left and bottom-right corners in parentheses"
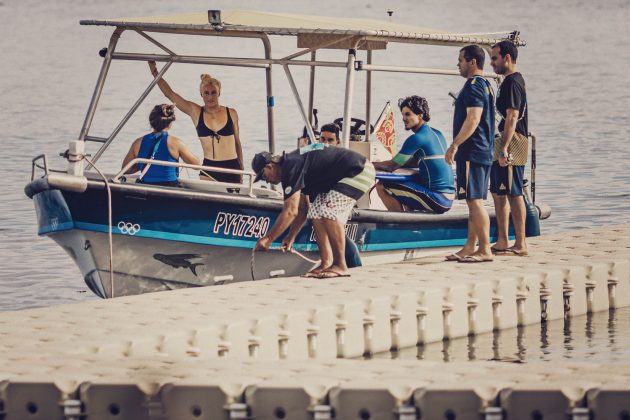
top-left (373, 96), bottom-right (455, 213)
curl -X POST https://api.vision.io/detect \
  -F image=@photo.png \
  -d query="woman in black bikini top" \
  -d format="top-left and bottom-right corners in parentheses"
top-left (148, 61), bottom-right (243, 183)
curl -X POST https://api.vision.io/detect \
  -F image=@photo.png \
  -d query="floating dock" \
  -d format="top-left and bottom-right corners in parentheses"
top-left (1, 225), bottom-right (629, 419)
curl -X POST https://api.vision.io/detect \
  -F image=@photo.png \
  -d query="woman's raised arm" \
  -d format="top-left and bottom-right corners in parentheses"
top-left (148, 61), bottom-right (198, 118)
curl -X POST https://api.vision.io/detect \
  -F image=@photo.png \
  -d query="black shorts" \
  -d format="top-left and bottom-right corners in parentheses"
top-left (201, 158), bottom-right (242, 183)
top-left (455, 160), bottom-right (491, 200)
top-left (490, 162), bottom-right (525, 196)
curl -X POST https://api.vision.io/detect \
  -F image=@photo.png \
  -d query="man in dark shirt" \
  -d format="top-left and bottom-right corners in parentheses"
top-left (489, 40), bottom-right (529, 256)
top-left (445, 44), bottom-right (495, 263)
top-left (252, 144), bottom-right (375, 278)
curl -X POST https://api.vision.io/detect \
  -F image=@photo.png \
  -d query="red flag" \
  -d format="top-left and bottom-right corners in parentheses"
top-left (373, 102), bottom-right (396, 155)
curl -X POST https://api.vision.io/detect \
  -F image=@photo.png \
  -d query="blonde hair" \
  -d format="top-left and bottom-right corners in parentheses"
top-left (200, 74), bottom-right (221, 92)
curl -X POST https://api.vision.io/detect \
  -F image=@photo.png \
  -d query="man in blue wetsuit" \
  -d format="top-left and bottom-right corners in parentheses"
top-left (373, 96), bottom-right (455, 213)
top-left (445, 45), bottom-right (495, 263)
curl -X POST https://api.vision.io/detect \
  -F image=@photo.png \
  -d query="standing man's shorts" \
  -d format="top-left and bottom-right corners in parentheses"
top-left (381, 179), bottom-right (453, 213)
top-left (307, 162), bottom-right (376, 223)
top-left (307, 190), bottom-right (356, 223)
top-left (455, 160), bottom-right (491, 200)
top-left (490, 162), bottom-right (525, 196)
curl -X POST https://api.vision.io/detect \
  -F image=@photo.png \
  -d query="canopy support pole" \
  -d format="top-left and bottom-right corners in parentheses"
top-left (365, 50), bottom-right (372, 142)
top-left (341, 47), bottom-right (358, 148)
top-left (260, 34), bottom-right (275, 154)
top-left (308, 51), bottom-right (316, 126)
top-left (283, 64), bottom-right (318, 144)
top-left (78, 27), bottom-right (124, 142)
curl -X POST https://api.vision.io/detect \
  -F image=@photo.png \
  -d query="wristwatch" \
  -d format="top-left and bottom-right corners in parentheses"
top-left (499, 151), bottom-right (507, 158)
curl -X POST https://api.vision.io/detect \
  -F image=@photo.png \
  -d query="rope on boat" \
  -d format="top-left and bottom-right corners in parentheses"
top-left (250, 246), bottom-right (320, 281)
top-left (83, 156), bottom-right (115, 298)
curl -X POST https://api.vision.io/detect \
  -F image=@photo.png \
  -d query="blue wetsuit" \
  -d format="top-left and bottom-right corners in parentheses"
top-left (380, 124), bottom-right (455, 213)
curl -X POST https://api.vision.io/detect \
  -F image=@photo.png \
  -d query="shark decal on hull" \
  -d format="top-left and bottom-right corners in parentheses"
top-left (153, 253), bottom-right (204, 276)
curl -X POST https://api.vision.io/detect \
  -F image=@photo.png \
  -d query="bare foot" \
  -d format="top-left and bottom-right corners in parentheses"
top-left (491, 241), bottom-right (510, 253)
top-left (507, 246), bottom-right (529, 256)
top-left (454, 246), bottom-right (475, 258)
top-left (466, 251), bottom-right (494, 261)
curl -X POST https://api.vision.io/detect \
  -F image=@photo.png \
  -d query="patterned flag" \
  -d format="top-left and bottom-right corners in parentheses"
top-left (373, 102), bottom-right (396, 155)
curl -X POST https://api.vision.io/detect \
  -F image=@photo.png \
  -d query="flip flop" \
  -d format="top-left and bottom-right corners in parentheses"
top-left (315, 270), bottom-right (351, 279)
top-left (300, 271), bottom-right (320, 278)
top-left (506, 248), bottom-right (529, 257)
top-left (491, 247), bottom-right (510, 254)
top-left (458, 255), bottom-right (494, 263)
top-left (444, 253), bottom-right (465, 262)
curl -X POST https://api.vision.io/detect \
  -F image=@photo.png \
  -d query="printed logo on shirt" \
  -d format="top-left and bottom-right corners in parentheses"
top-left (299, 143), bottom-right (326, 154)
top-left (285, 186), bottom-right (292, 195)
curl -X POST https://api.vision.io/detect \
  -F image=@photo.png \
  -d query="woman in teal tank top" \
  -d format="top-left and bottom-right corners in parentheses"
top-left (122, 104), bottom-right (200, 186)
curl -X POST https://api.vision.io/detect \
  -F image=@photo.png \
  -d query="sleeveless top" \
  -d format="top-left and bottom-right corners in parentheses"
top-left (137, 132), bottom-right (178, 182)
top-left (196, 106), bottom-right (237, 161)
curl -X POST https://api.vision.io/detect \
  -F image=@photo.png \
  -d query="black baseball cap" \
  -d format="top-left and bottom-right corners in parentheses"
top-left (252, 151), bottom-right (273, 182)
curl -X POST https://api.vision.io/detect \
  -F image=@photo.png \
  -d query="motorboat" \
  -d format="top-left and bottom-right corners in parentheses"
top-left (24, 10), bottom-right (550, 298)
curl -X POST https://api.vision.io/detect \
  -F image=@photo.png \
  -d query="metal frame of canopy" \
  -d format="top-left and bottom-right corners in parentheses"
top-left (78, 10), bottom-right (523, 165)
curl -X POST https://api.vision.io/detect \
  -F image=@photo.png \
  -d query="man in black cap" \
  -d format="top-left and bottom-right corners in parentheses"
top-left (252, 144), bottom-right (375, 278)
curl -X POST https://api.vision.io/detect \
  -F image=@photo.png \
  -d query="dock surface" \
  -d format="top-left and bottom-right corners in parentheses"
top-left (1, 225), bottom-right (630, 419)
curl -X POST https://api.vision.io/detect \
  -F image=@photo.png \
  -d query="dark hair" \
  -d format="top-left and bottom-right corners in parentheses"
top-left (149, 104), bottom-right (176, 132)
top-left (320, 123), bottom-right (340, 139)
top-left (492, 40), bottom-right (518, 63)
top-left (460, 44), bottom-right (485, 69)
top-left (398, 96), bottom-right (431, 122)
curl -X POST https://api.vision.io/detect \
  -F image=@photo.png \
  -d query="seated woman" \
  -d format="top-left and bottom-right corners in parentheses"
top-left (373, 96), bottom-right (455, 214)
top-left (122, 104), bottom-right (200, 186)
top-left (148, 61), bottom-right (243, 183)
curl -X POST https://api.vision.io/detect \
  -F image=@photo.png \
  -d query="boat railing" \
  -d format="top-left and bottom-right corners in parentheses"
top-left (31, 154), bottom-right (49, 181)
top-left (115, 158), bottom-right (258, 196)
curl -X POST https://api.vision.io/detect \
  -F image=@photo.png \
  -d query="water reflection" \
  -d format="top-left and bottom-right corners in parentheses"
top-left (371, 306), bottom-right (630, 364)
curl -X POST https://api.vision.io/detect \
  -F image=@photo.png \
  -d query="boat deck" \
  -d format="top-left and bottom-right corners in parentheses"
top-left (1, 225), bottom-right (629, 418)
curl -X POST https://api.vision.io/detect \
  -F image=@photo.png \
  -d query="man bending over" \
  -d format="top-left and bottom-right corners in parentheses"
top-left (253, 144), bottom-right (375, 278)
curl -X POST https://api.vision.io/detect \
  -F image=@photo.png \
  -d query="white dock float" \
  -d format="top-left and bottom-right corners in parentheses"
top-left (1, 225), bottom-right (630, 419)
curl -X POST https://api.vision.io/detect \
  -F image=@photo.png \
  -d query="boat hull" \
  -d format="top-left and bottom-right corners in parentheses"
top-left (30, 178), bottom-right (543, 298)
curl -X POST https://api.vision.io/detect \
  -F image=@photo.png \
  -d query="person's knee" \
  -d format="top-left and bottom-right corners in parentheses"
top-left (466, 198), bottom-right (484, 209)
top-left (492, 193), bottom-right (507, 204)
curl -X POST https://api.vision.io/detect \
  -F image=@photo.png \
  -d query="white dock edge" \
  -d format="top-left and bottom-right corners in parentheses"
top-left (1, 225), bottom-right (629, 418)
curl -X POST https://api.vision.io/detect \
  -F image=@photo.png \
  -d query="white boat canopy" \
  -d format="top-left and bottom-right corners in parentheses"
top-left (81, 9), bottom-right (524, 48)
top-left (78, 10), bottom-right (524, 162)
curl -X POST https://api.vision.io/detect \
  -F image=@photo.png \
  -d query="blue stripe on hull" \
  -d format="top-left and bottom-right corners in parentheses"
top-left (34, 187), bottom-right (528, 253)
top-left (39, 221), bottom-right (322, 251)
top-left (38, 220), bottom-right (472, 252)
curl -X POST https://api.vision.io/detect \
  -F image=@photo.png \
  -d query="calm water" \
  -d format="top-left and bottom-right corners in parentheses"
top-left (371, 307), bottom-right (630, 364)
top-left (1, 0), bottom-right (629, 347)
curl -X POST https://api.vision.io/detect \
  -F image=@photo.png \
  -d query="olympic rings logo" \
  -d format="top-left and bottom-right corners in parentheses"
top-left (117, 221), bottom-right (141, 235)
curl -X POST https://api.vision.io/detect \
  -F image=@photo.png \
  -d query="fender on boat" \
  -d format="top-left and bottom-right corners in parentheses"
top-left (536, 202), bottom-right (552, 220)
top-left (345, 236), bottom-right (362, 268)
top-left (25, 174), bottom-right (88, 199)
